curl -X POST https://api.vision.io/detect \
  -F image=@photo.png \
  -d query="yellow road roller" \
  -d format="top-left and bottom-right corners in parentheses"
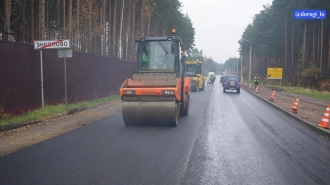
top-left (186, 60), bottom-right (205, 92)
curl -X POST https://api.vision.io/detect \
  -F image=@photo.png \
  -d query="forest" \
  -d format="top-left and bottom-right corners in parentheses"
top-left (0, 0), bottom-right (196, 62)
top-left (237, 0), bottom-right (330, 81)
top-left (4, 0), bottom-right (329, 84)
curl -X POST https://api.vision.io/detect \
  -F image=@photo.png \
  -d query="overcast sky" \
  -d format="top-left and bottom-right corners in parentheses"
top-left (180, 0), bottom-right (274, 63)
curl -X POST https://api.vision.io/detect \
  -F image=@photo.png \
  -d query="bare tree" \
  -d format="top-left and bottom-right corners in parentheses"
top-left (140, 0), bottom-right (145, 36)
top-left (291, 22), bottom-right (294, 76)
top-left (320, 20), bottom-right (324, 76)
top-left (312, 23), bottom-right (315, 64)
top-left (22, 0), bottom-right (26, 42)
top-left (328, 32), bottom-right (330, 76)
top-left (107, 0), bottom-right (112, 56)
top-left (74, 0), bottom-right (80, 50)
top-left (88, 0), bottom-right (92, 52)
top-left (57, 0), bottom-right (60, 39)
top-left (4, 0), bottom-right (11, 40)
top-left (112, 0), bottom-right (118, 57)
top-left (102, 0), bottom-right (106, 55)
top-left (62, 0), bottom-right (66, 38)
top-left (126, 0), bottom-right (132, 61)
top-left (317, 21), bottom-right (320, 64)
top-left (39, 0), bottom-right (45, 39)
top-left (147, 2), bottom-right (152, 36)
top-left (303, 22), bottom-right (306, 68)
top-left (46, 0), bottom-right (49, 39)
top-left (31, 0), bottom-right (35, 41)
top-left (118, 0), bottom-right (125, 59)
top-left (68, 0), bottom-right (72, 42)
top-left (131, 0), bottom-right (136, 61)
top-left (284, 17), bottom-right (287, 70)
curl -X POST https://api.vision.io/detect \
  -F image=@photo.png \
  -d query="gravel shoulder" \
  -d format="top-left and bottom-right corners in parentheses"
top-left (1, 85), bottom-right (330, 157)
top-left (0, 100), bottom-right (122, 157)
top-left (241, 83), bottom-right (330, 137)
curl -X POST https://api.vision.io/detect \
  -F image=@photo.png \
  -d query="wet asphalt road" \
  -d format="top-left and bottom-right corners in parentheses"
top-left (1, 79), bottom-right (330, 185)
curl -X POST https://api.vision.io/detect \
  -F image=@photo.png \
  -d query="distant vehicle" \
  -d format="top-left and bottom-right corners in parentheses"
top-left (220, 76), bottom-right (225, 84)
top-left (208, 72), bottom-right (215, 78)
top-left (223, 75), bottom-right (241, 93)
top-left (186, 60), bottom-right (205, 92)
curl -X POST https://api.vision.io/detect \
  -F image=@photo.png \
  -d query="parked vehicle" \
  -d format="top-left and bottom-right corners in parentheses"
top-left (208, 72), bottom-right (215, 78)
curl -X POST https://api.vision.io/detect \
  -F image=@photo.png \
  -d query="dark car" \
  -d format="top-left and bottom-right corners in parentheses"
top-left (222, 75), bottom-right (240, 93)
top-left (220, 76), bottom-right (225, 84)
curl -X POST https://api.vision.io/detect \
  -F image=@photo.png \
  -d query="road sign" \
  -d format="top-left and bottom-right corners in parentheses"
top-left (34, 39), bottom-right (70, 50)
top-left (34, 39), bottom-right (70, 109)
top-left (58, 50), bottom-right (73, 58)
top-left (267, 68), bottom-right (283, 79)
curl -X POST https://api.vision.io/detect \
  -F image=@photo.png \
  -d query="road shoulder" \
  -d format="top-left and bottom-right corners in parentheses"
top-left (0, 100), bottom-right (122, 157)
top-left (242, 84), bottom-right (330, 138)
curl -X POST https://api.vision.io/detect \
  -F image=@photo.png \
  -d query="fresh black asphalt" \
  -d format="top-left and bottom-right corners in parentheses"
top-left (1, 79), bottom-right (329, 185)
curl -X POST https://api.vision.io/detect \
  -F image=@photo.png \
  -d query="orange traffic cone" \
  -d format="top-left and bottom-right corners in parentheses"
top-left (249, 84), bottom-right (251, 89)
top-left (244, 83), bottom-right (246, 88)
top-left (318, 104), bottom-right (330, 129)
top-left (290, 96), bottom-right (299, 114)
top-left (269, 90), bottom-right (276, 102)
top-left (255, 86), bottom-right (259, 94)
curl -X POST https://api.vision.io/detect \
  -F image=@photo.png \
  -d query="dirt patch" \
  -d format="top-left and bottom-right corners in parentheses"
top-left (0, 100), bottom-right (122, 157)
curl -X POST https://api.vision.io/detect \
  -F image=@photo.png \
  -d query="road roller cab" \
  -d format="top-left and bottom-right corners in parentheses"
top-left (119, 32), bottom-right (190, 126)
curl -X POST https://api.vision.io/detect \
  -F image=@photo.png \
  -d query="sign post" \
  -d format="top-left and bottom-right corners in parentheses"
top-left (64, 50), bottom-right (67, 105)
top-left (40, 50), bottom-right (44, 109)
top-left (34, 39), bottom-right (70, 109)
top-left (58, 49), bottom-right (73, 105)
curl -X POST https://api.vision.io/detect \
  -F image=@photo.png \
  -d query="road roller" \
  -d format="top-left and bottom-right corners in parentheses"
top-left (119, 30), bottom-right (190, 126)
top-left (186, 60), bottom-right (205, 92)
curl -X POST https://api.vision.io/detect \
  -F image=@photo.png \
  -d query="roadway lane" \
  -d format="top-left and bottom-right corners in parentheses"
top-left (0, 83), bottom-right (214, 185)
top-left (1, 79), bottom-right (330, 185)
top-left (181, 80), bottom-right (330, 184)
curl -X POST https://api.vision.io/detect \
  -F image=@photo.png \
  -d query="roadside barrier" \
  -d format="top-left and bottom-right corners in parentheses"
top-left (318, 104), bottom-right (330, 129)
top-left (290, 96), bottom-right (300, 114)
top-left (269, 90), bottom-right (276, 102)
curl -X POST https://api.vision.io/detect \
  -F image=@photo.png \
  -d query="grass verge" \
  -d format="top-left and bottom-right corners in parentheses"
top-left (281, 86), bottom-right (330, 100)
top-left (0, 95), bottom-right (119, 127)
top-left (243, 79), bottom-right (329, 100)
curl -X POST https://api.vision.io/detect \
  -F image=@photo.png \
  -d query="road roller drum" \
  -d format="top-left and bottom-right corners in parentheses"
top-left (122, 97), bottom-right (179, 126)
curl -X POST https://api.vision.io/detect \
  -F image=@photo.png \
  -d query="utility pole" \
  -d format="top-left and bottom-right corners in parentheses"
top-left (241, 39), bottom-right (252, 80)
top-left (240, 57), bottom-right (242, 80)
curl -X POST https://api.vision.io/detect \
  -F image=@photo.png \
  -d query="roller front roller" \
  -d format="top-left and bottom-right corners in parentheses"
top-left (122, 97), bottom-right (179, 126)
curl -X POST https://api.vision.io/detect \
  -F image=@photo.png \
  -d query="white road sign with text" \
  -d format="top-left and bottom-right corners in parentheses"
top-left (34, 40), bottom-right (70, 50)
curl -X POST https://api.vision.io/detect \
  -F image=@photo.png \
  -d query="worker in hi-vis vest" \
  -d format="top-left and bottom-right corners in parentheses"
top-left (254, 75), bottom-right (260, 89)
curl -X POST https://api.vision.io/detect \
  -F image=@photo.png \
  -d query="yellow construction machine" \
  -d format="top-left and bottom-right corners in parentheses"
top-left (119, 30), bottom-right (191, 126)
top-left (186, 60), bottom-right (205, 92)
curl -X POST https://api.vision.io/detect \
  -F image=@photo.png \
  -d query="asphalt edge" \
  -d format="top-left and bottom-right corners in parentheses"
top-left (0, 107), bottom-right (88, 132)
top-left (242, 86), bottom-right (330, 138)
